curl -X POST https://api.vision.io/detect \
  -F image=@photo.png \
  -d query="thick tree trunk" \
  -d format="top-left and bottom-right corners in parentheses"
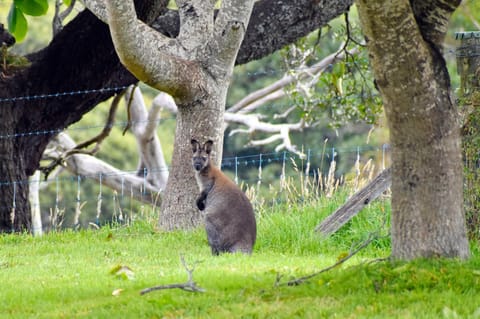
top-left (0, 110), bottom-right (31, 232)
top-left (356, 0), bottom-right (469, 259)
top-left (159, 88), bottom-right (227, 230)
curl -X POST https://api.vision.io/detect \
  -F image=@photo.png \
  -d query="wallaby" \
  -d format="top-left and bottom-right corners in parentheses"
top-left (191, 139), bottom-right (257, 255)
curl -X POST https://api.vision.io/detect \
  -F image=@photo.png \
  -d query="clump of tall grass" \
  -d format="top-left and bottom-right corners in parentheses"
top-left (242, 151), bottom-right (391, 257)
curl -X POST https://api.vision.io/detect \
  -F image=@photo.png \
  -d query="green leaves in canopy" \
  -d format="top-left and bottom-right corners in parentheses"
top-left (7, 0), bottom-right (49, 42)
top-left (14, 0), bottom-right (49, 16)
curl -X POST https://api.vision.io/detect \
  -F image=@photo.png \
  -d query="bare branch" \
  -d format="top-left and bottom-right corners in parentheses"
top-left (227, 45), bottom-right (354, 113)
top-left (140, 255), bottom-right (205, 295)
top-left (124, 86), bottom-right (169, 189)
top-left (226, 113), bottom-right (306, 155)
top-left (237, 90), bottom-right (286, 115)
top-left (279, 231), bottom-right (384, 286)
top-left (53, 0), bottom-right (77, 37)
top-left (316, 168), bottom-right (391, 236)
top-left (40, 92), bottom-right (123, 177)
top-left (43, 133), bottom-right (161, 205)
top-left (152, 92), bottom-right (178, 113)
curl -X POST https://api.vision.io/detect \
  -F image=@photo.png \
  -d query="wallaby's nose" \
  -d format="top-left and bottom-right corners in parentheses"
top-left (194, 162), bottom-right (202, 171)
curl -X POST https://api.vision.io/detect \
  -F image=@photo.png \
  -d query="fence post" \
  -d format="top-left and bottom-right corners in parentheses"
top-left (29, 171), bottom-right (43, 236)
top-left (234, 156), bottom-right (238, 184)
top-left (73, 176), bottom-right (82, 228)
top-left (96, 173), bottom-right (103, 225)
top-left (257, 153), bottom-right (263, 191)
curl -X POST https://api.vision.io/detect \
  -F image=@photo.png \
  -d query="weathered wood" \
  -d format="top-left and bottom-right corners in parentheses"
top-left (315, 168), bottom-right (391, 236)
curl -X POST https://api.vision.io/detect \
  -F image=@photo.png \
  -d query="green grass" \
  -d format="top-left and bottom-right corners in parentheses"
top-left (1, 195), bottom-right (479, 318)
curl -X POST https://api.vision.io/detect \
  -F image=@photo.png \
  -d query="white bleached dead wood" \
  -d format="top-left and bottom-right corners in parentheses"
top-left (47, 132), bottom-right (160, 205)
top-left (226, 45), bottom-right (356, 114)
top-left (125, 86), bottom-right (169, 190)
top-left (32, 86), bottom-right (169, 222)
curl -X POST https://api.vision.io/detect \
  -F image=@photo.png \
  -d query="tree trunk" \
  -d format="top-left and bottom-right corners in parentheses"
top-left (159, 89), bottom-right (227, 230)
top-left (0, 110), bottom-right (31, 232)
top-left (356, 0), bottom-right (469, 259)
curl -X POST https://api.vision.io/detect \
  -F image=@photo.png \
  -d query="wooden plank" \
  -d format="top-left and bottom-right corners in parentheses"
top-left (315, 168), bottom-right (391, 236)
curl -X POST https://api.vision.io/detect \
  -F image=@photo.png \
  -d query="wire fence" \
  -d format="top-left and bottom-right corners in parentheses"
top-left (0, 142), bottom-right (391, 232)
top-left (0, 65), bottom-right (394, 230)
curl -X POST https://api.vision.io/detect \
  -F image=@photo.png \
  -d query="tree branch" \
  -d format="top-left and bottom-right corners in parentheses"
top-left (82, 0), bottom-right (108, 22)
top-left (278, 232), bottom-right (384, 286)
top-left (104, 0), bottom-right (199, 98)
top-left (177, 0), bottom-right (215, 51)
top-left (278, 223), bottom-right (389, 287)
top-left (227, 45), bottom-right (354, 113)
top-left (140, 255), bottom-right (205, 295)
top-left (124, 86), bottom-right (169, 189)
top-left (212, 0), bottom-right (255, 66)
top-left (40, 92), bottom-right (123, 178)
top-left (53, 0), bottom-right (77, 37)
top-left (44, 133), bottom-right (160, 205)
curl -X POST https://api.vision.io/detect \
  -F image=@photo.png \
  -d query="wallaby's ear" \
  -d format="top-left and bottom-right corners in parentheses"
top-left (191, 139), bottom-right (199, 153)
top-left (204, 140), bottom-right (214, 154)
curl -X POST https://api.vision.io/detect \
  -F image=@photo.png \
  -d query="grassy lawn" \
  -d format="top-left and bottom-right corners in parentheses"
top-left (1, 196), bottom-right (479, 318)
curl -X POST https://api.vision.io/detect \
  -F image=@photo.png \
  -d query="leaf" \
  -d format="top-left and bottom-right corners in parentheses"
top-left (112, 288), bottom-right (124, 296)
top-left (63, 0), bottom-right (72, 6)
top-left (14, 0), bottom-right (49, 16)
top-left (7, 5), bottom-right (28, 42)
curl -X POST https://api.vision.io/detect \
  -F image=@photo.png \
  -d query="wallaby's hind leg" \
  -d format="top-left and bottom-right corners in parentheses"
top-left (205, 221), bottom-right (224, 255)
top-left (229, 242), bottom-right (253, 254)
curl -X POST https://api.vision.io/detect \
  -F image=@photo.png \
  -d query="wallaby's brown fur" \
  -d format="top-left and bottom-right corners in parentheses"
top-left (191, 139), bottom-right (257, 255)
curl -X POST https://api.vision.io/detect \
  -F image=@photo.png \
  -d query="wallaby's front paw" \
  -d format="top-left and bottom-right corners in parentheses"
top-left (196, 198), bottom-right (206, 211)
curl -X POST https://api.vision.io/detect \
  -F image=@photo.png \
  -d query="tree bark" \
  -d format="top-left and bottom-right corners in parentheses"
top-left (356, 0), bottom-right (469, 259)
top-left (0, 111), bottom-right (31, 232)
top-left (159, 96), bottom-right (226, 230)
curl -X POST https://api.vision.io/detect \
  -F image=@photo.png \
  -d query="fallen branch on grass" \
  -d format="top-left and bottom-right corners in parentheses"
top-left (140, 255), bottom-right (205, 295)
top-left (277, 233), bottom-right (382, 286)
top-left (277, 212), bottom-right (390, 287)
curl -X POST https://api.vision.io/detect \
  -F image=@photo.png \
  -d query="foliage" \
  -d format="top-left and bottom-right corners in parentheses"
top-left (282, 14), bottom-right (382, 130)
top-left (461, 93), bottom-right (480, 240)
top-left (7, 0), bottom-right (49, 41)
top-left (1, 196), bottom-right (480, 318)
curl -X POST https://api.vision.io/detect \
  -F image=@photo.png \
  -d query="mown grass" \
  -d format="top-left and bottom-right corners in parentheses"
top-left (1, 193), bottom-right (479, 318)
